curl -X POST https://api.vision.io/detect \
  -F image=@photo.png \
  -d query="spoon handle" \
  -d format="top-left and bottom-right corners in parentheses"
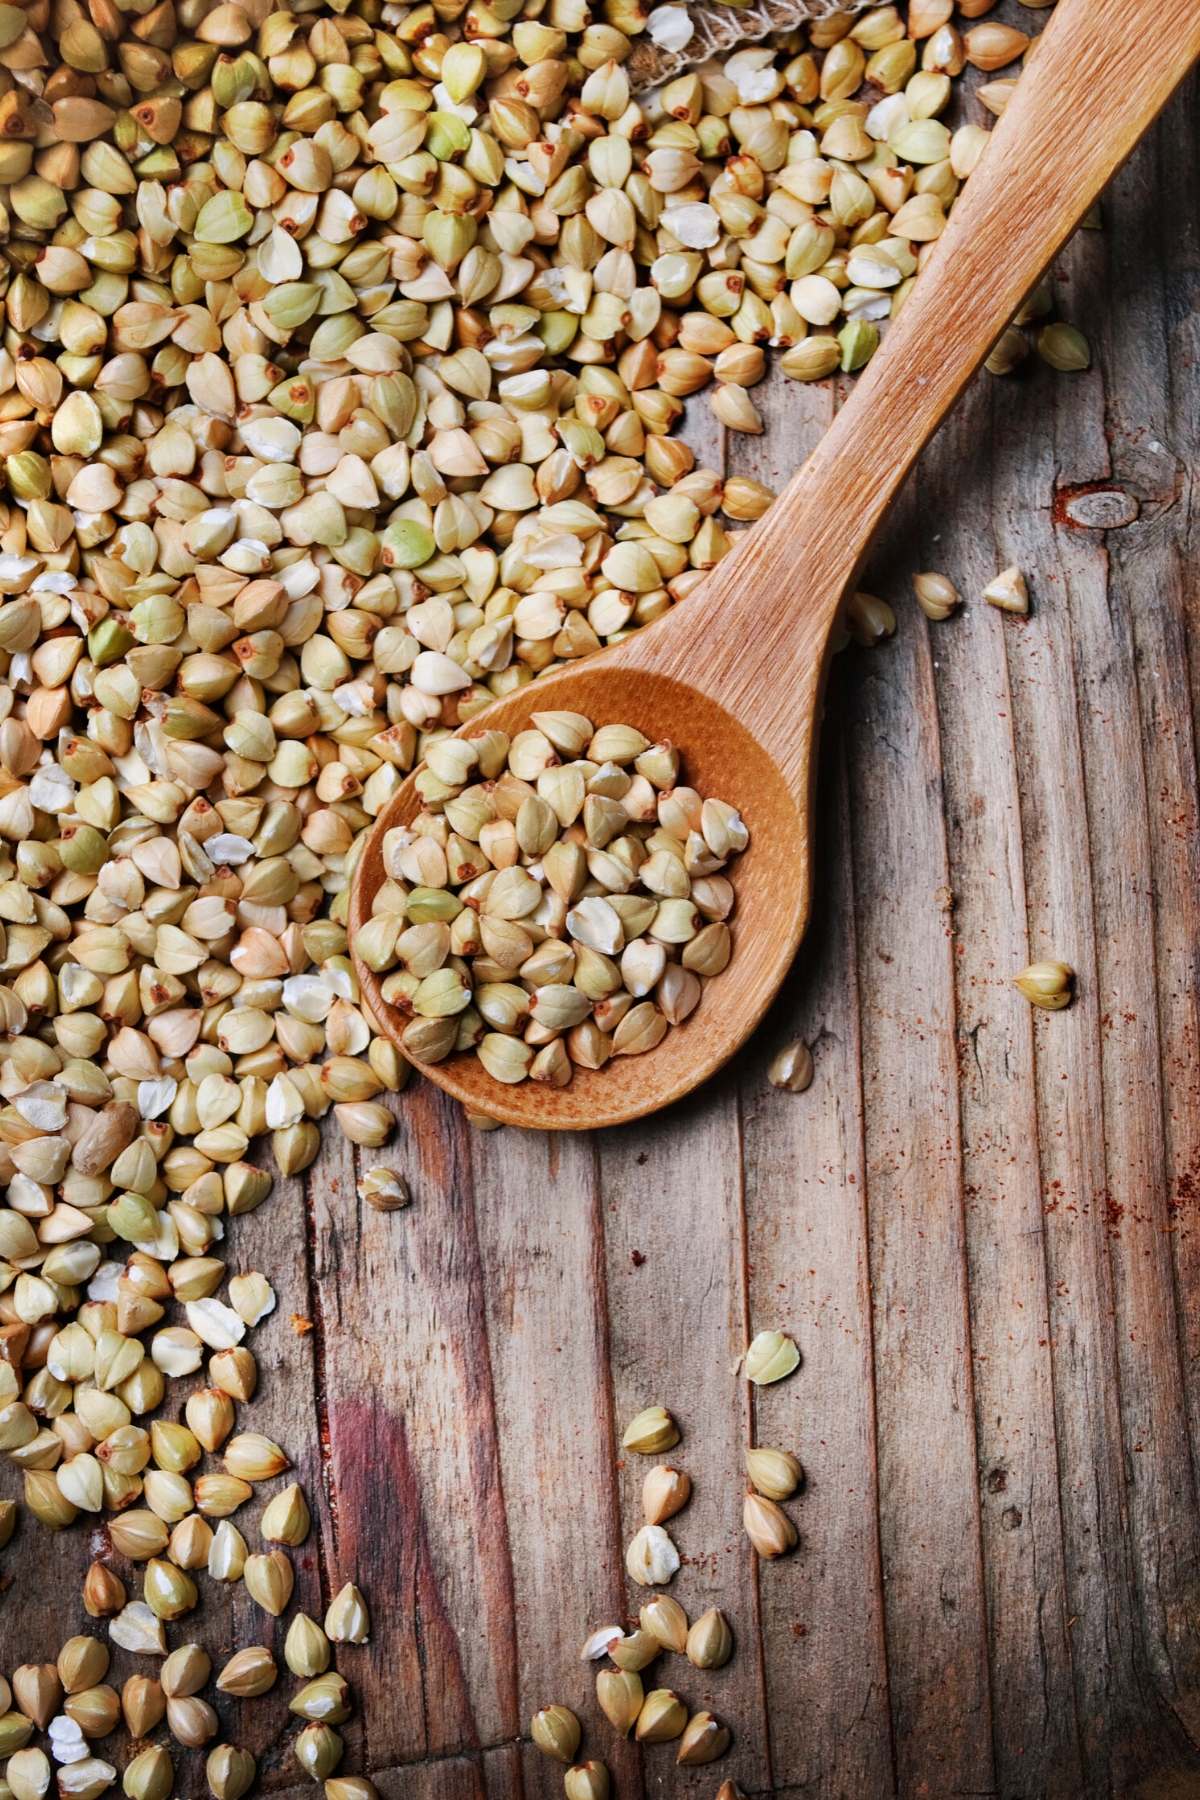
top-left (654, 0), bottom-right (1200, 784)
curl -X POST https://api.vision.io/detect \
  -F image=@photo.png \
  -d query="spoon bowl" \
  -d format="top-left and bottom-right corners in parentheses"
top-left (349, 657), bottom-right (811, 1129)
top-left (350, 0), bottom-right (1200, 1129)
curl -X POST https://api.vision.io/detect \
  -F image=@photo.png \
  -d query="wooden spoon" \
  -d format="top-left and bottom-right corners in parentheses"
top-left (351, 0), bottom-right (1200, 1130)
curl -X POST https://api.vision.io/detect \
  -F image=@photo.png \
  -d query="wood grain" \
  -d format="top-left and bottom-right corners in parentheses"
top-left (6, 19), bottom-right (1200, 1800)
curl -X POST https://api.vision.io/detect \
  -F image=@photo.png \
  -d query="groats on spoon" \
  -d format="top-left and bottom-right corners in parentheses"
top-left (351, 0), bottom-right (1200, 1130)
top-left (349, 662), bottom-right (802, 1130)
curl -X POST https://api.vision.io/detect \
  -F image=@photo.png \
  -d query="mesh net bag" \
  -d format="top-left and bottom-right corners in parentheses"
top-left (627, 0), bottom-right (876, 89)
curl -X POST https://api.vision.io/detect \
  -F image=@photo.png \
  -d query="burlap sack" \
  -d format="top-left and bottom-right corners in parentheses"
top-left (627, 0), bottom-right (877, 90)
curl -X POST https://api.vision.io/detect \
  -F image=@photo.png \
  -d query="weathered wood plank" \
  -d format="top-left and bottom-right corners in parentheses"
top-left (740, 737), bottom-right (893, 1797)
top-left (901, 382), bottom-right (1083, 1794)
top-left (842, 597), bottom-right (995, 1796)
top-left (1098, 91), bottom-right (1200, 1758)
top-left (1063, 192), bottom-right (1200, 1758)
top-left (468, 1126), bottom-right (641, 1800)
top-left (1114, 76), bottom-right (1200, 1536)
top-left (303, 1085), bottom-right (522, 1767)
top-left (725, 347), bottom-right (898, 1800)
top-left (597, 1093), bottom-right (772, 1797)
top-left (221, 1159), bottom-right (345, 1792)
top-left (992, 265), bottom-right (1200, 1788)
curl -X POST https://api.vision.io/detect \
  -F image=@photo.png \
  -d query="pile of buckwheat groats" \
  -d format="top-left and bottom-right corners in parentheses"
top-left (0, 0), bottom-right (1078, 1790)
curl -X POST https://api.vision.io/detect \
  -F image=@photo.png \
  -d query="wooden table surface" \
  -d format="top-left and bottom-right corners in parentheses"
top-left (12, 37), bottom-right (1200, 1800)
